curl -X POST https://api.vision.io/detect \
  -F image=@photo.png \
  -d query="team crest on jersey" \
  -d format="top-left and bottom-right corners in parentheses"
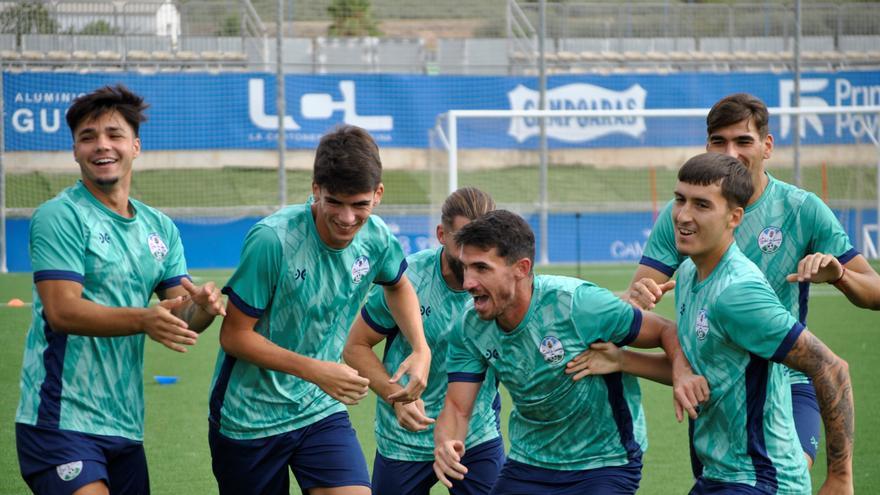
top-left (695, 309), bottom-right (709, 340)
top-left (539, 336), bottom-right (565, 365)
top-left (757, 226), bottom-right (783, 254)
top-left (56, 461), bottom-right (83, 481)
top-left (147, 233), bottom-right (168, 261)
top-left (351, 255), bottom-right (371, 283)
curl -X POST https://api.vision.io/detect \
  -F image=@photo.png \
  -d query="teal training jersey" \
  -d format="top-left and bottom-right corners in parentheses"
top-left (362, 248), bottom-right (500, 462)
top-left (447, 275), bottom-right (646, 471)
top-left (16, 181), bottom-right (188, 441)
top-left (675, 243), bottom-right (809, 494)
top-left (211, 201), bottom-right (407, 440)
top-left (641, 173), bottom-right (856, 385)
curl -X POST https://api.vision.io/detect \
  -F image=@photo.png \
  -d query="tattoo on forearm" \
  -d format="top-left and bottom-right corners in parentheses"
top-left (784, 331), bottom-right (854, 477)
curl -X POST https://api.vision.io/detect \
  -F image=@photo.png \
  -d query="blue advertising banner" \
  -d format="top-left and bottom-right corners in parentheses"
top-left (5, 71), bottom-right (878, 151)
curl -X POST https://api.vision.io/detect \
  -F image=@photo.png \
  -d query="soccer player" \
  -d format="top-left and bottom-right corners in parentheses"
top-left (343, 187), bottom-right (504, 495)
top-left (626, 93), bottom-right (880, 467)
top-left (634, 152), bottom-right (851, 493)
top-left (15, 84), bottom-right (226, 495)
top-left (209, 125), bottom-right (430, 495)
top-left (433, 210), bottom-right (707, 495)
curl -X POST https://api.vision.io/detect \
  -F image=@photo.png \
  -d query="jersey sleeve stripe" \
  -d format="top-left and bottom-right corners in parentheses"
top-left (449, 372), bottom-right (486, 383)
top-left (361, 306), bottom-right (398, 335)
top-left (837, 248), bottom-right (859, 265)
top-left (638, 256), bottom-right (676, 277)
top-left (221, 287), bottom-right (264, 318)
top-left (614, 307), bottom-right (642, 347)
top-left (33, 270), bottom-right (84, 284)
top-left (770, 322), bottom-right (806, 363)
top-left (374, 259), bottom-right (408, 286)
top-left (155, 274), bottom-right (191, 292)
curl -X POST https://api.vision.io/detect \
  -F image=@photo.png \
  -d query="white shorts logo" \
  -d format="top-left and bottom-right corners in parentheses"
top-left (147, 233), bottom-right (169, 261)
top-left (351, 255), bottom-right (371, 284)
top-left (56, 461), bottom-right (83, 482)
top-left (695, 309), bottom-right (710, 341)
top-left (757, 227), bottom-right (783, 254)
top-left (539, 336), bottom-right (565, 365)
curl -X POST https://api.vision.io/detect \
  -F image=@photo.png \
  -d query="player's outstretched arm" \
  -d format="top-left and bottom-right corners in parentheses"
top-left (624, 265), bottom-right (674, 310)
top-left (383, 275), bottom-right (431, 403)
top-left (342, 314), bottom-right (435, 431)
top-left (787, 254), bottom-right (880, 310)
top-left (220, 303), bottom-right (369, 405)
top-left (630, 311), bottom-right (709, 422)
top-left (782, 329), bottom-right (854, 494)
top-left (433, 381), bottom-right (480, 488)
top-left (161, 277), bottom-right (226, 333)
top-left (37, 279), bottom-right (199, 353)
top-left (566, 343), bottom-right (674, 385)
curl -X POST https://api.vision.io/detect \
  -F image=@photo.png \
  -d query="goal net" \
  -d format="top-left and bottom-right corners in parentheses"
top-left (430, 105), bottom-right (880, 265)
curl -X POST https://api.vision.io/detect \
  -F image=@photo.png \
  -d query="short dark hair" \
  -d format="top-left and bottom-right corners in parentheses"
top-left (678, 152), bottom-right (753, 208)
top-left (707, 93), bottom-right (769, 138)
top-left (66, 84), bottom-right (148, 137)
top-left (313, 125), bottom-right (382, 195)
top-left (454, 210), bottom-right (535, 265)
top-left (441, 187), bottom-right (496, 227)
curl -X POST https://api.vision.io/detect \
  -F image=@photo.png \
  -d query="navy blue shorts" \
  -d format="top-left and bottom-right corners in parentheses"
top-left (690, 477), bottom-right (771, 494)
top-left (489, 457), bottom-right (641, 495)
top-left (372, 436), bottom-right (504, 495)
top-left (791, 382), bottom-right (821, 462)
top-left (16, 422), bottom-right (149, 495)
top-left (209, 411), bottom-right (370, 495)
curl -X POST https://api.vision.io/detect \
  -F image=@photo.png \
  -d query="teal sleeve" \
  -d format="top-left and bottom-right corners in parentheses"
top-left (802, 193), bottom-right (855, 259)
top-left (361, 284), bottom-right (396, 334)
top-left (29, 201), bottom-right (85, 275)
top-left (640, 200), bottom-right (683, 276)
top-left (571, 283), bottom-right (639, 346)
top-left (160, 218), bottom-right (188, 282)
top-left (222, 224), bottom-right (283, 316)
top-left (446, 315), bottom-right (488, 380)
top-left (714, 281), bottom-right (802, 362)
top-left (374, 233), bottom-right (407, 286)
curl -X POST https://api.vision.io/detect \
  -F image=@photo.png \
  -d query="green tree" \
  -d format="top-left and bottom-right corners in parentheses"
top-left (76, 20), bottom-right (118, 36)
top-left (327, 0), bottom-right (381, 37)
top-left (0, 1), bottom-right (59, 48)
top-left (216, 13), bottom-right (240, 36)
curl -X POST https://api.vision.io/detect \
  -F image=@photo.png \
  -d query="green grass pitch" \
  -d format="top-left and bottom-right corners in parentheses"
top-left (1, 263), bottom-right (878, 494)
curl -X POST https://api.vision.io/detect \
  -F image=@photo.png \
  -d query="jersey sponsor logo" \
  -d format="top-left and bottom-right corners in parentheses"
top-left (539, 336), bottom-right (565, 365)
top-left (695, 308), bottom-right (709, 341)
top-left (56, 461), bottom-right (83, 481)
top-left (351, 255), bottom-right (371, 283)
top-left (757, 226), bottom-right (783, 254)
top-left (147, 233), bottom-right (169, 261)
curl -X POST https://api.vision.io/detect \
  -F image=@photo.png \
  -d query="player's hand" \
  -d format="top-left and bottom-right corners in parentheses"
top-left (142, 296), bottom-right (200, 353)
top-left (565, 342), bottom-right (623, 381)
top-left (313, 361), bottom-right (370, 405)
top-left (672, 371), bottom-right (709, 422)
top-left (786, 253), bottom-right (844, 284)
top-left (393, 399), bottom-right (435, 432)
top-left (387, 349), bottom-right (431, 404)
top-left (433, 440), bottom-right (467, 488)
top-left (624, 279), bottom-right (675, 311)
top-left (180, 277), bottom-right (226, 317)
top-left (817, 473), bottom-right (854, 495)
